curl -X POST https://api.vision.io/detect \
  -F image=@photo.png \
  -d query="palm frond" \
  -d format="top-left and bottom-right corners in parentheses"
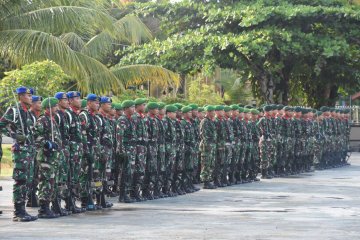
top-left (0, 29), bottom-right (122, 93)
top-left (1, 6), bottom-right (114, 36)
top-left (111, 64), bottom-right (180, 88)
top-left (81, 15), bottom-right (152, 61)
top-left (60, 32), bottom-right (85, 51)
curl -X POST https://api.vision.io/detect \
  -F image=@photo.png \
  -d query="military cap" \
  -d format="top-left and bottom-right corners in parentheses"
top-left (320, 106), bottom-right (329, 112)
top-left (263, 105), bottom-right (272, 112)
top-left (283, 106), bottom-right (291, 111)
top-left (181, 106), bottom-right (192, 113)
top-left (230, 104), bottom-right (239, 110)
top-left (250, 109), bottom-right (259, 114)
top-left (86, 93), bottom-right (99, 101)
top-left (238, 104), bottom-right (245, 108)
top-left (224, 106), bottom-right (231, 112)
top-left (67, 91), bottom-right (81, 98)
top-left (16, 86), bottom-right (33, 95)
top-left (113, 103), bottom-right (123, 110)
top-left (157, 102), bottom-right (166, 109)
top-left (188, 104), bottom-right (198, 110)
top-left (238, 107), bottom-right (244, 113)
top-left (198, 107), bottom-right (204, 112)
top-left (81, 99), bottom-right (87, 108)
top-left (205, 105), bottom-right (216, 111)
top-left (243, 108), bottom-right (250, 113)
top-left (277, 104), bottom-right (284, 110)
top-left (165, 105), bottom-right (177, 113)
top-left (315, 111), bottom-right (322, 116)
top-left (173, 103), bottom-right (183, 110)
top-left (244, 105), bottom-right (252, 109)
top-left (146, 102), bottom-right (159, 110)
top-left (54, 92), bottom-right (67, 100)
top-left (215, 105), bottom-right (224, 111)
top-left (122, 100), bottom-right (135, 109)
top-left (41, 97), bottom-right (58, 109)
top-left (100, 96), bottom-right (112, 104)
top-left (294, 107), bottom-right (302, 113)
top-left (134, 98), bottom-right (147, 105)
top-left (32, 95), bottom-right (42, 102)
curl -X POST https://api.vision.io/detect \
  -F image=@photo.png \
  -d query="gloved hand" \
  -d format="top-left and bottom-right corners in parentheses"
top-left (15, 134), bottom-right (26, 143)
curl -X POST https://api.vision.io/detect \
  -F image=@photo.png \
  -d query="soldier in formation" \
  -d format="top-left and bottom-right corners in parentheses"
top-left (0, 86), bottom-right (351, 221)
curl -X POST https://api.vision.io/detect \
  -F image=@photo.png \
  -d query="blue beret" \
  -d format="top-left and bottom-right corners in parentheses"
top-left (67, 91), bottom-right (81, 98)
top-left (16, 86), bottom-right (33, 95)
top-left (86, 93), bottom-right (99, 101)
top-left (54, 92), bottom-right (67, 100)
top-left (100, 96), bottom-right (112, 104)
top-left (32, 95), bottom-right (42, 102)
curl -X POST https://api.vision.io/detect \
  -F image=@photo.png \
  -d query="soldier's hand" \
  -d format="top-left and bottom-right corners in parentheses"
top-left (15, 134), bottom-right (26, 143)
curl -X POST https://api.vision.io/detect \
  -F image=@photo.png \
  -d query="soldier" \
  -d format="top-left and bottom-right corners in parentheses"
top-left (144, 102), bottom-right (160, 199)
top-left (0, 86), bottom-right (38, 221)
top-left (53, 92), bottom-right (71, 216)
top-left (34, 97), bottom-right (62, 218)
top-left (249, 109), bottom-right (261, 182)
top-left (94, 97), bottom-right (114, 208)
top-left (155, 102), bottom-right (167, 198)
top-left (79, 94), bottom-right (101, 211)
top-left (195, 107), bottom-right (205, 183)
top-left (116, 100), bottom-right (137, 203)
top-left (223, 106), bottom-right (234, 186)
top-left (133, 98), bottom-right (148, 200)
top-left (181, 106), bottom-right (199, 192)
top-left (188, 104), bottom-right (200, 185)
top-left (26, 95), bottom-right (42, 208)
top-left (282, 107), bottom-right (295, 175)
top-left (237, 107), bottom-right (248, 183)
top-left (213, 105), bottom-right (227, 187)
top-left (200, 105), bottom-right (217, 189)
top-left (293, 107), bottom-right (303, 174)
top-left (162, 105), bottom-right (178, 196)
top-left (257, 105), bottom-right (274, 179)
top-left (64, 91), bottom-right (85, 213)
top-left (229, 105), bottom-right (240, 184)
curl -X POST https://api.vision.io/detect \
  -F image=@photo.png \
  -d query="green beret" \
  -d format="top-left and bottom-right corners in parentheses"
top-left (173, 103), bottom-right (183, 110)
top-left (250, 109), bottom-right (259, 115)
top-left (224, 106), bottom-right (231, 112)
top-left (146, 102), bottom-right (159, 110)
top-left (122, 100), bottom-right (135, 109)
top-left (134, 98), bottom-right (147, 105)
top-left (315, 111), bottom-right (322, 116)
top-left (81, 99), bottom-right (87, 108)
top-left (283, 106), bottom-right (291, 111)
top-left (243, 108), bottom-right (250, 113)
top-left (294, 107), bottom-right (302, 113)
top-left (198, 107), bottom-right (204, 112)
top-left (311, 109), bottom-right (316, 113)
top-left (302, 108), bottom-right (309, 114)
top-left (113, 103), bottom-right (123, 110)
top-left (238, 107), bottom-right (244, 113)
top-left (244, 105), bottom-right (252, 109)
top-left (42, 97), bottom-right (59, 109)
top-left (157, 102), bottom-right (166, 110)
top-left (188, 104), bottom-right (198, 110)
top-left (238, 104), bottom-right (244, 108)
top-left (181, 106), bottom-right (192, 113)
top-left (165, 105), bottom-right (177, 113)
top-left (277, 104), bottom-right (284, 110)
top-left (320, 106), bottom-right (329, 112)
top-left (230, 104), bottom-right (239, 110)
top-left (205, 105), bottom-right (216, 111)
top-left (263, 105), bottom-right (272, 112)
top-left (215, 105), bottom-right (224, 111)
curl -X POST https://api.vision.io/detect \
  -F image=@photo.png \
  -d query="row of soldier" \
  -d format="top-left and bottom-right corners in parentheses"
top-left (0, 86), bottom-right (351, 222)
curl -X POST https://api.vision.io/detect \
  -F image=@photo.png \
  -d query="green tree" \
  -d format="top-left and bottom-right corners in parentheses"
top-left (0, 0), bottom-right (179, 93)
top-left (119, 0), bottom-right (360, 107)
top-left (0, 60), bottom-right (71, 112)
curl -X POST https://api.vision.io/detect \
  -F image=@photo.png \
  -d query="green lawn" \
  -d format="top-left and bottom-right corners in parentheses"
top-left (1, 144), bottom-right (13, 176)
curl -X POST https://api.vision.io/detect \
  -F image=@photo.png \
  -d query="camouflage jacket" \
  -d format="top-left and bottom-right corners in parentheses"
top-left (200, 117), bottom-right (217, 145)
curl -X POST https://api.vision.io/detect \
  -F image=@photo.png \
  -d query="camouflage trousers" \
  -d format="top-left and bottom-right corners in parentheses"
top-left (164, 143), bottom-right (177, 186)
top-left (68, 141), bottom-right (83, 195)
top-left (79, 146), bottom-right (95, 198)
top-left (123, 144), bottom-right (136, 191)
top-left (230, 141), bottom-right (240, 174)
top-left (12, 144), bottom-right (33, 203)
top-left (200, 142), bottom-right (216, 182)
top-left (259, 137), bottom-right (273, 170)
top-left (37, 149), bottom-right (59, 203)
top-left (144, 143), bottom-right (158, 189)
top-left (223, 143), bottom-right (233, 179)
top-left (157, 143), bottom-right (166, 185)
top-left (214, 144), bottom-right (225, 182)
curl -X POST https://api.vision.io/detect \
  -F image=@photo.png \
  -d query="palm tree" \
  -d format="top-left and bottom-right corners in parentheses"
top-left (0, 0), bottom-right (179, 93)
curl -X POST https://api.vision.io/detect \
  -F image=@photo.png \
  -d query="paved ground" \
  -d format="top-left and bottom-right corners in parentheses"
top-left (1, 154), bottom-right (360, 240)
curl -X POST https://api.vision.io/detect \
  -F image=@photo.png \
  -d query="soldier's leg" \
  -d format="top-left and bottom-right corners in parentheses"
top-left (201, 143), bottom-right (216, 189)
top-left (124, 145), bottom-right (136, 203)
top-left (26, 146), bottom-right (39, 207)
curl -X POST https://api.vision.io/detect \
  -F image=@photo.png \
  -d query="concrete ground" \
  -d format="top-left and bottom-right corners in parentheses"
top-left (1, 154), bottom-right (360, 240)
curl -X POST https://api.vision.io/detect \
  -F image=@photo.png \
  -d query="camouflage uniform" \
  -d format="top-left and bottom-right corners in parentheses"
top-left (230, 115), bottom-right (241, 184)
top-left (223, 115), bottom-right (234, 185)
top-left (181, 117), bottom-right (197, 191)
top-left (214, 116), bottom-right (226, 186)
top-left (155, 116), bottom-right (166, 196)
top-left (162, 116), bottom-right (177, 194)
top-left (257, 116), bottom-right (274, 177)
top-left (33, 112), bottom-right (62, 204)
top-left (199, 116), bottom-right (217, 183)
top-left (174, 117), bottom-right (185, 193)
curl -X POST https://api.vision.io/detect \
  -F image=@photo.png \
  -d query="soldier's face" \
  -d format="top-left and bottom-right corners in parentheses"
top-left (19, 93), bottom-right (32, 105)
top-left (159, 109), bottom-right (165, 115)
top-left (167, 112), bottom-right (176, 119)
top-left (50, 105), bottom-right (58, 114)
top-left (198, 112), bottom-right (204, 119)
top-left (216, 110), bottom-right (224, 117)
top-left (101, 102), bottom-right (112, 113)
top-left (59, 98), bottom-right (69, 109)
top-left (137, 104), bottom-right (146, 113)
top-left (184, 112), bottom-right (192, 119)
top-left (69, 97), bottom-right (81, 109)
top-left (192, 110), bottom-right (198, 118)
top-left (31, 101), bottom-right (42, 112)
top-left (225, 111), bottom-right (231, 117)
top-left (208, 110), bottom-right (215, 119)
top-left (232, 111), bottom-right (238, 117)
top-left (88, 100), bottom-right (99, 111)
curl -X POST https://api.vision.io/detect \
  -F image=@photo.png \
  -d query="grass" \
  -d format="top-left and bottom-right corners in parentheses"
top-left (1, 144), bottom-right (13, 177)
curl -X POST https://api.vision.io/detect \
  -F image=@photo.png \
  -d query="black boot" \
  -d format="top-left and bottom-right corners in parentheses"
top-left (38, 201), bottom-right (60, 219)
top-left (13, 202), bottom-right (38, 222)
top-left (81, 196), bottom-right (96, 211)
top-left (203, 181), bottom-right (216, 189)
top-left (100, 192), bottom-right (113, 208)
top-left (52, 197), bottom-right (71, 217)
top-left (65, 195), bottom-right (85, 214)
top-left (95, 193), bottom-right (103, 210)
top-left (123, 190), bottom-right (136, 203)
